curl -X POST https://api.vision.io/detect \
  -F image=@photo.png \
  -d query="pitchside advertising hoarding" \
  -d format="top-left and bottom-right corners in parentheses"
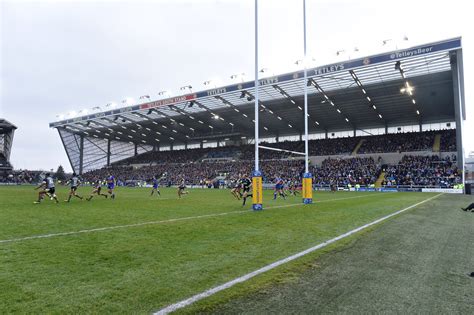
top-left (49, 38), bottom-right (461, 128)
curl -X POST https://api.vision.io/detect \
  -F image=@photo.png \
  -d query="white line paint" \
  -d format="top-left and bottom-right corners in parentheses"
top-left (0, 193), bottom-right (383, 244)
top-left (153, 193), bottom-right (443, 315)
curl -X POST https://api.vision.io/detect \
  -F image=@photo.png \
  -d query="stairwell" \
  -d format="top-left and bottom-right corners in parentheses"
top-left (375, 171), bottom-right (386, 188)
top-left (351, 139), bottom-right (365, 155)
top-left (433, 134), bottom-right (441, 152)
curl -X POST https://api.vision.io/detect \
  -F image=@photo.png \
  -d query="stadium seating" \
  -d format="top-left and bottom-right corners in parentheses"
top-left (382, 155), bottom-right (460, 187)
top-left (78, 130), bottom-right (461, 188)
top-left (439, 129), bottom-right (457, 152)
top-left (312, 157), bottom-right (381, 186)
top-left (357, 131), bottom-right (436, 154)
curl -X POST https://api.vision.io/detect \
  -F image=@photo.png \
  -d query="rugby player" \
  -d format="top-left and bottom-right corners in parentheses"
top-left (86, 180), bottom-right (108, 201)
top-left (150, 175), bottom-right (161, 196)
top-left (65, 173), bottom-right (83, 202)
top-left (106, 174), bottom-right (116, 199)
top-left (240, 176), bottom-right (253, 206)
top-left (177, 178), bottom-right (189, 198)
top-left (34, 173), bottom-right (59, 204)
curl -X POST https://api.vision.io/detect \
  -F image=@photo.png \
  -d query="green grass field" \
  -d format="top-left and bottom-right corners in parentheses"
top-left (0, 186), bottom-right (472, 313)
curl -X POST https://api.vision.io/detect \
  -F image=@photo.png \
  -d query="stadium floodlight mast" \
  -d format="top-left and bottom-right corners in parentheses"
top-left (180, 85), bottom-right (193, 93)
top-left (230, 73), bottom-right (246, 82)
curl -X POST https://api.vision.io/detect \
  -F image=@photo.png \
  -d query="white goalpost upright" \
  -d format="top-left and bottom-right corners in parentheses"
top-left (302, 0), bottom-right (313, 204)
top-left (252, 0), bottom-right (313, 210)
top-left (252, 0), bottom-right (263, 211)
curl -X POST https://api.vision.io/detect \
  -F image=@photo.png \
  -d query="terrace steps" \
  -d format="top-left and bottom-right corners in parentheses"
top-left (375, 171), bottom-right (386, 188)
top-left (351, 139), bottom-right (365, 155)
top-left (433, 134), bottom-right (441, 152)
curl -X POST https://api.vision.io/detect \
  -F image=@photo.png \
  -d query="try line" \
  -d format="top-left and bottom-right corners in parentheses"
top-left (154, 193), bottom-right (443, 314)
top-left (0, 194), bottom-right (382, 244)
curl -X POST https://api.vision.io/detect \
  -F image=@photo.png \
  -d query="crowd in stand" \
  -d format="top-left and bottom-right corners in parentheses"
top-left (312, 157), bottom-right (380, 186)
top-left (113, 129), bottom-right (457, 167)
top-left (3, 130), bottom-right (460, 188)
top-left (0, 169), bottom-right (43, 183)
top-left (357, 131), bottom-right (437, 154)
top-left (82, 159), bottom-right (305, 186)
top-left (79, 130), bottom-right (461, 188)
top-left (440, 129), bottom-right (457, 152)
top-left (382, 155), bottom-right (460, 187)
top-left (240, 141), bottom-right (305, 160)
top-left (308, 137), bottom-right (360, 156)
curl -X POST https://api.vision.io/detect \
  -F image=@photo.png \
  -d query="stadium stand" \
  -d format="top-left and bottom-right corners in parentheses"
top-left (81, 130), bottom-right (461, 188)
top-left (0, 119), bottom-right (17, 180)
top-left (439, 129), bottom-right (457, 152)
top-left (357, 130), bottom-right (437, 154)
top-left (382, 155), bottom-right (460, 188)
top-left (312, 157), bottom-right (381, 187)
top-left (49, 38), bottom-right (466, 191)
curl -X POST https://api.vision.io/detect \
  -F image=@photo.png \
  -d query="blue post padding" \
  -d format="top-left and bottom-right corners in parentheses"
top-left (303, 172), bottom-right (312, 178)
top-left (252, 204), bottom-right (263, 211)
top-left (252, 170), bottom-right (262, 177)
top-left (303, 198), bottom-right (313, 204)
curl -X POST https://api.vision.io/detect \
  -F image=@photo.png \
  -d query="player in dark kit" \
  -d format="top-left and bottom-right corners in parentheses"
top-left (288, 179), bottom-right (300, 196)
top-left (177, 178), bottom-right (189, 199)
top-left (461, 203), bottom-right (474, 212)
top-left (87, 180), bottom-right (108, 201)
top-left (150, 175), bottom-right (161, 196)
top-left (240, 176), bottom-right (253, 206)
top-left (34, 173), bottom-right (59, 204)
top-left (65, 173), bottom-right (83, 202)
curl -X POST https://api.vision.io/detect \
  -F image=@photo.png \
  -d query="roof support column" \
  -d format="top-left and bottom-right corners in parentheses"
top-left (353, 128), bottom-right (356, 137)
top-left (451, 50), bottom-right (465, 171)
top-left (385, 124), bottom-right (388, 134)
top-left (325, 130), bottom-right (328, 139)
top-left (107, 139), bottom-right (111, 166)
top-left (134, 143), bottom-right (138, 156)
top-left (79, 135), bottom-right (84, 175)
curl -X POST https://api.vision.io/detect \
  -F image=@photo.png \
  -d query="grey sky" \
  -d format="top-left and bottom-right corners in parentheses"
top-left (1, 0), bottom-right (472, 172)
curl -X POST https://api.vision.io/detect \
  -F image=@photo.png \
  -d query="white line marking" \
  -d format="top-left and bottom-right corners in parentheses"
top-left (0, 193), bottom-right (384, 244)
top-left (153, 193), bottom-right (443, 315)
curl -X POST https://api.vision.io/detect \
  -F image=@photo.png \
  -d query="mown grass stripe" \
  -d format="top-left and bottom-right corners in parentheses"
top-left (154, 193), bottom-right (443, 315)
top-left (0, 194), bottom-right (381, 244)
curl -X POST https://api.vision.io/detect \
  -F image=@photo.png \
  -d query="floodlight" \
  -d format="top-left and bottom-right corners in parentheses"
top-left (395, 61), bottom-right (401, 71)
